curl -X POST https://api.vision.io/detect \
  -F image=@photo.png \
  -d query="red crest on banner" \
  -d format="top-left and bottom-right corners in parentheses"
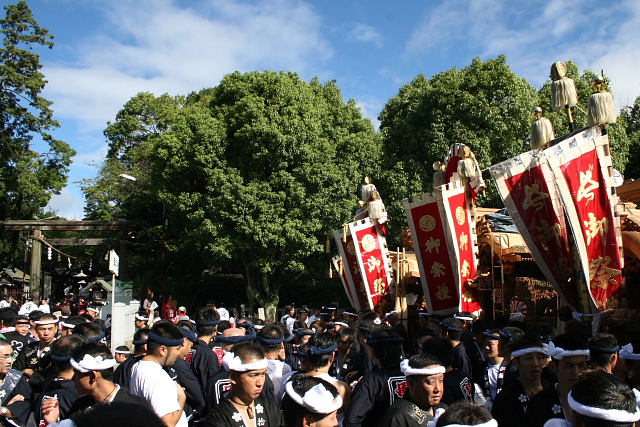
top-left (348, 218), bottom-right (394, 312)
top-left (404, 193), bottom-right (459, 315)
top-left (545, 128), bottom-right (623, 311)
top-left (490, 150), bottom-right (580, 310)
top-left (331, 255), bottom-right (356, 308)
top-left (333, 228), bottom-right (371, 311)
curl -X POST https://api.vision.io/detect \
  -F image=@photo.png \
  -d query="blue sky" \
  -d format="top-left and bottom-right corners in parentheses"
top-left (14, 0), bottom-right (640, 219)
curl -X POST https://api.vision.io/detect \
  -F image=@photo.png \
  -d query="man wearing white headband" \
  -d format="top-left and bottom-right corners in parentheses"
top-left (282, 376), bottom-right (342, 427)
top-left (41, 341), bottom-right (149, 424)
top-left (491, 335), bottom-right (551, 427)
top-left (13, 312), bottom-right (58, 393)
top-left (130, 321), bottom-right (188, 427)
top-left (205, 341), bottom-right (284, 427)
top-left (134, 311), bottom-right (149, 330)
top-left (377, 353), bottom-right (446, 427)
top-left (543, 369), bottom-right (640, 427)
top-left (434, 400), bottom-right (496, 427)
top-left (529, 332), bottom-right (589, 426)
top-left (619, 339), bottom-right (640, 391)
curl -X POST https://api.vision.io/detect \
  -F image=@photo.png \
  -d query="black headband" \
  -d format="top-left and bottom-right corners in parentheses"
top-left (147, 331), bottom-right (184, 347)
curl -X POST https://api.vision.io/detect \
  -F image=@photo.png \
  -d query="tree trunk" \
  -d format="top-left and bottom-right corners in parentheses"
top-left (243, 259), bottom-right (256, 317)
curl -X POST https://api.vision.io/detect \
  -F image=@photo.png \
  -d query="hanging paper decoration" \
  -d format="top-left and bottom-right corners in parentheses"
top-left (47, 247), bottom-right (52, 261)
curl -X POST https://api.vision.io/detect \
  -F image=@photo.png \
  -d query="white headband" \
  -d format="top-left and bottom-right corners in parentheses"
top-left (285, 381), bottom-right (343, 414)
top-left (511, 347), bottom-right (549, 358)
top-left (87, 307), bottom-right (99, 313)
top-left (385, 310), bottom-right (398, 318)
top-left (343, 311), bottom-right (357, 317)
top-left (114, 349), bottom-right (131, 354)
top-left (34, 317), bottom-right (59, 325)
top-left (568, 391), bottom-right (640, 423)
top-left (548, 342), bottom-right (589, 360)
top-left (222, 352), bottom-right (268, 372)
top-left (70, 354), bottom-right (117, 373)
top-left (619, 343), bottom-right (640, 360)
top-left (454, 315), bottom-right (473, 322)
top-left (418, 312), bottom-right (429, 317)
top-left (60, 322), bottom-right (76, 329)
top-left (333, 321), bottom-right (348, 327)
top-left (135, 314), bottom-right (148, 321)
top-left (400, 359), bottom-right (446, 376)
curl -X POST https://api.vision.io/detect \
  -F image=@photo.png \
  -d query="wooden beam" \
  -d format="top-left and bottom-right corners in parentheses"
top-left (45, 238), bottom-right (115, 246)
top-left (1, 220), bottom-right (128, 231)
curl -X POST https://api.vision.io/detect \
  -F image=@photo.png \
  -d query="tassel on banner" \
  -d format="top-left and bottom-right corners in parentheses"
top-left (588, 75), bottom-right (617, 128)
top-left (343, 224), bottom-right (348, 242)
top-left (329, 264), bottom-right (333, 278)
top-left (325, 238), bottom-right (331, 254)
top-left (530, 107), bottom-right (555, 150)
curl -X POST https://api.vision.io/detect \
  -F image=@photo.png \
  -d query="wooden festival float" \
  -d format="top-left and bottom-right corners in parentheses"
top-left (332, 61), bottom-right (639, 333)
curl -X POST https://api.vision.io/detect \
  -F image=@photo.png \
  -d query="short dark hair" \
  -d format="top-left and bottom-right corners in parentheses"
top-left (0, 308), bottom-right (17, 327)
top-left (551, 333), bottom-right (589, 363)
top-left (420, 337), bottom-right (454, 368)
top-left (367, 325), bottom-right (403, 368)
top-left (307, 332), bottom-right (337, 370)
top-left (74, 322), bottom-right (103, 340)
top-left (336, 327), bottom-right (354, 343)
top-left (147, 321), bottom-right (184, 353)
top-left (133, 328), bottom-right (149, 354)
top-left (36, 313), bottom-right (57, 324)
top-left (441, 317), bottom-right (463, 341)
top-left (194, 307), bottom-right (220, 336)
top-left (511, 335), bottom-right (545, 357)
top-left (231, 341), bottom-right (264, 364)
top-left (436, 401), bottom-right (493, 426)
top-left (71, 341), bottom-right (116, 381)
top-left (258, 324), bottom-right (284, 353)
top-left (72, 401), bottom-right (165, 427)
top-left (571, 369), bottom-right (637, 427)
top-left (51, 335), bottom-right (85, 371)
top-left (282, 376), bottom-right (339, 427)
top-left (589, 333), bottom-right (619, 369)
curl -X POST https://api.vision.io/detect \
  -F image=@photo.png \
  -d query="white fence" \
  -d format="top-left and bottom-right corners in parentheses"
top-left (110, 300), bottom-right (140, 350)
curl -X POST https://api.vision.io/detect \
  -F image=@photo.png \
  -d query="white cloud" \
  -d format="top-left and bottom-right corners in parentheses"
top-left (404, 0), bottom-right (640, 107)
top-left (42, 0), bottom-right (333, 134)
top-left (47, 188), bottom-right (86, 220)
top-left (348, 23), bottom-right (383, 47)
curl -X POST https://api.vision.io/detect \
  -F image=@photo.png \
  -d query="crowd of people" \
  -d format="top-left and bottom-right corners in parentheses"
top-left (0, 296), bottom-right (639, 427)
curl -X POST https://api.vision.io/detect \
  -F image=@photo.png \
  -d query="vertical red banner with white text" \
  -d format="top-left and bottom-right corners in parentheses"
top-left (349, 218), bottom-right (394, 313)
top-left (404, 194), bottom-right (459, 315)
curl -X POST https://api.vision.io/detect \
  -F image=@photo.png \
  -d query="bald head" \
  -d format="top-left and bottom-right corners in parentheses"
top-left (221, 327), bottom-right (247, 351)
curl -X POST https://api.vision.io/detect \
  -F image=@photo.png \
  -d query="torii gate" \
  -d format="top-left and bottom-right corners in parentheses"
top-left (1, 220), bottom-right (129, 299)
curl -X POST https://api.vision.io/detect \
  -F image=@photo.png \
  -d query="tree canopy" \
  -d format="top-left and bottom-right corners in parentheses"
top-left (0, 1), bottom-right (74, 263)
top-left (83, 71), bottom-right (379, 317)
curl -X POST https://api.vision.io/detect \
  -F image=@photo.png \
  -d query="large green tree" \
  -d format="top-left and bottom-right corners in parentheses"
top-left (0, 1), bottom-right (74, 263)
top-left (378, 55), bottom-right (539, 241)
top-left (84, 71), bottom-right (379, 319)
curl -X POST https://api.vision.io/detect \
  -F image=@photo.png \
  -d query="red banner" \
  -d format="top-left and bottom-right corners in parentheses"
top-left (546, 129), bottom-right (623, 311)
top-left (490, 151), bottom-right (580, 310)
top-left (404, 193), bottom-right (459, 315)
top-left (349, 218), bottom-right (394, 313)
top-left (334, 228), bottom-right (371, 311)
top-left (439, 183), bottom-right (481, 313)
top-left (331, 255), bottom-right (356, 308)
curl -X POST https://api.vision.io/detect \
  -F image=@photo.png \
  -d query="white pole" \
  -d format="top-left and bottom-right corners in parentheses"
top-left (111, 273), bottom-right (116, 349)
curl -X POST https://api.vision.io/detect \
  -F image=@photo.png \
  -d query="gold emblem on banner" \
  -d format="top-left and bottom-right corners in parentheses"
top-left (589, 256), bottom-right (621, 289)
top-left (459, 232), bottom-right (469, 251)
top-left (536, 219), bottom-right (562, 247)
top-left (361, 234), bottom-right (376, 252)
top-left (366, 256), bottom-right (381, 273)
top-left (455, 207), bottom-right (466, 225)
top-left (523, 183), bottom-right (549, 212)
top-left (461, 260), bottom-right (471, 278)
top-left (436, 285), bottom-right (452, 300)
top-left (577, 166), bottom-right (599, 205)
top-left (584, 213), bottom-right (609, 246)
top-left (374, 278), bottom-right (385, 294)
top-left (419, 215), bottom-right (437, 232)
top-left (425, 237), bottom-right (440, 254)
top-left (431, 262), bottom-right (446, 278)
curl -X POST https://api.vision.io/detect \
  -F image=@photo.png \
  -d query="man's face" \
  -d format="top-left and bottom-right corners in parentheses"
top-left (162, 344), bottom-right (181, 367)
top-left (409, 368), bottom-right (444, 408)
top-left (178, 339), bottom-right (193, 359)
top-left (484, 339), bottom-right (501, 359)
top-left (555, 355), bottom-right (587, 388)
top-left (115, 353), bottom-right (128, 364)
top-left (36, 324), bottom-right (58, 344)
top-left (74, 371), bottom-right (93, 395)
top-left (0, 345), bottom-right (13, 375)
top-left (231, 366), bottom-right (267, 401)
top-left (15, 323), bottom-right (29, 336)
top-left (515, 352), bottom-right (548, 382)
top-left (337, 336), bottom-right (352, 354)
top-left (135, 320), bottom-right (146, 329)
top-left (298, 312), bottom-right (308, 321)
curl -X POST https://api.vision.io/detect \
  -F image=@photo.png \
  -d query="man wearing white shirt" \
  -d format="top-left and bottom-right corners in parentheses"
top-left (130, 321), bottom-right (188, 427)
